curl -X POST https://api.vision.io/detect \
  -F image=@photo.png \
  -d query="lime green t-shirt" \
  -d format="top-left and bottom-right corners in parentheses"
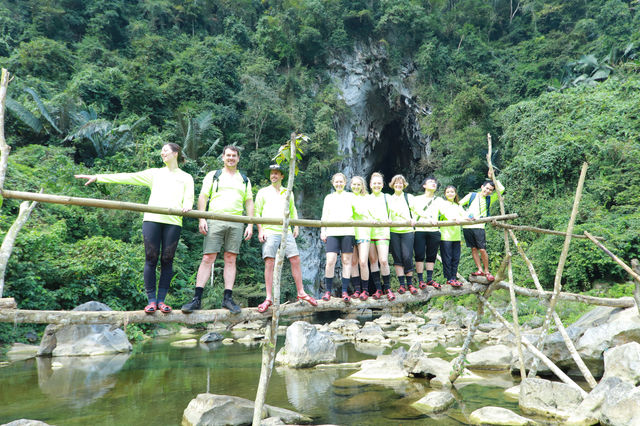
top-left (255, 185), bottom-right (297, 236)
top-left (96, 167), bottom-right (194, 227)
top-left (413, 194), bottom-right (446, 233)
top-left (200, 169), bottom-right (252, 216)
top-left (352, 192), bottom-right (372, 240)
top-left (459, 180), bottom-right (505, 229)
top-left (388, 192), bottom-right (416, 234)
top-left (321, 191), bottom-right (356, 236)
top-left (439, 200), bottom-right (467, 241)
top-left (367, 192), bottom-right (390, 240)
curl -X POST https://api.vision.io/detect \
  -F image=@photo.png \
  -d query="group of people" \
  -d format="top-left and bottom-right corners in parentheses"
top-left (74, 143), bottom-right (503, 314)
top-left (319, 171), bottom-right (504, 303)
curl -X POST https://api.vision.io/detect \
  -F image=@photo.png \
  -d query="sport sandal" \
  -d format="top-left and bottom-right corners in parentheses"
top-left (257, 299), bottom-right (273, 313)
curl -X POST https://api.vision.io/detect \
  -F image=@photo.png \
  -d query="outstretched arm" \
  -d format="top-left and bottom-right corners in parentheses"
top-left (74, 174), bottom-right (97, 185)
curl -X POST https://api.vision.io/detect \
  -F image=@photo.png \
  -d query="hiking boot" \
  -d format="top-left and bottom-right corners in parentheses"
top-left (181, 297), bottom-right (201, 314)
top-left (222, 296), bottom-right (241, 314)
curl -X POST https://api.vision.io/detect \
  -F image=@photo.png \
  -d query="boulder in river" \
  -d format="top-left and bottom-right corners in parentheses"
top-left (468, 406), bottom-right (537, 425)
top-left (38, 301), bottom-right (132, 357)
top-left (3, 421), bottom-right (52, 426)
top-left (275, 321), bottom-right (336, 368)
top-left (411, 390), bottom-right (455, 413)
top-left (466, 344), bottom-right (513, 371)
top-left (182, 393), bottom-right (311, 425)
top-left (519, 378), bottom-right (583, 421)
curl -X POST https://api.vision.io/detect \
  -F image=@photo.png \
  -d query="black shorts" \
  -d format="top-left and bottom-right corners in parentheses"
top-left (414, 231), bottom-right (441, 262)
top-left (463, 228), bottom-right (486, 249)
top-left (325, 235), bottom-right (355, 254)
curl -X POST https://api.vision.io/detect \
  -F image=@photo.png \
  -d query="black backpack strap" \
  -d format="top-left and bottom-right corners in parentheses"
top-left (403, 192), bottom-right (413, 219)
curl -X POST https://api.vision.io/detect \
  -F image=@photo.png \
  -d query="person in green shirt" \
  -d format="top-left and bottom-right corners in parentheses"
top-left (388, 174), bottom-right (416, 298)
top-left (366, 172), bottom-right (392, 300)
top-left (254, 165), bottom-right (317, 312)
top-left (439, 185), bottom-right (468, 287)
top-left (459, 170), bottom-right (504, 282)
top-left (320, 173), bottom-right (356, 302)
top-left (413, 176), bottom-right (446, 290)
top-left (75, 143), bottom-right (194, 314)
top-left (349, 176), bottom-right (371, 301)
top-left (181, 145), bottom-right (254, 314)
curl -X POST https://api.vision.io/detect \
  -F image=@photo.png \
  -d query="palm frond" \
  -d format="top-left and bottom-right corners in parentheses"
top-left (24, 88), bottom-right (62, 134)
top-left (6, 97), bottom-right (44, 133)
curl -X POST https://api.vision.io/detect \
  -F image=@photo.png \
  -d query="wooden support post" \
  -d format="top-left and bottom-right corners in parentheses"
top-left (476, 293), bottom-right (588, 398)
top-left (510, 230), bottom-right (596, 389)
top-left (486, 133), bottom-right (526, 380)
top-left (530, 162), bottom-right (588, 378)
top-left (491, 221), bottom-right (605, 241)
top-left (253, 133), bottom-right (297, 425)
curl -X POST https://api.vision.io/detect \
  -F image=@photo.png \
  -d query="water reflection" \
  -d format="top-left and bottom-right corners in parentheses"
top-left (276, 365), bottom-right (340, 412)
top-left (37, 353), bottom-right (130, 408)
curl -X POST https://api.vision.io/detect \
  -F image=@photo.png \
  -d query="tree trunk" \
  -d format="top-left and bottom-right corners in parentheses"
top-left (491, 221), bottom-right (605, 241)
top-left (0, 200), bottom-right (38, 296)
top-left (252, 133), bottom-right (297, 425)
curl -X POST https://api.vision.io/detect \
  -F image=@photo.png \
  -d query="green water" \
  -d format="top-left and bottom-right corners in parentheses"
top-left (1, 336), bottom-right (522, 425)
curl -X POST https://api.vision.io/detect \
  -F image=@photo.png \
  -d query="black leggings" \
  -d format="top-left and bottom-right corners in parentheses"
top-left (142, 221), bottom-right (181, 303)
top-left (440, 240), bottom-right (461, 281)
top-left (390, 232), bottom-right (414, 274)
top-left (414, 231), bottom-right (441, 262)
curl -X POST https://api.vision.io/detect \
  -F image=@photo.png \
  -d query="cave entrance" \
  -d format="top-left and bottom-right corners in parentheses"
top-left (368, 118), bottom-right (413, 192)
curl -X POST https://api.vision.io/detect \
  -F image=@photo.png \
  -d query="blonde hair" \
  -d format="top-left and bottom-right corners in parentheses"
top-left (350, 176), bottom-right (368, 195)
top-left (331, 172), bottom-right (347, 184)
top-left (369, 172), bottom-right (384, 186)
top-left (389, 174), bottom-right (408, 190)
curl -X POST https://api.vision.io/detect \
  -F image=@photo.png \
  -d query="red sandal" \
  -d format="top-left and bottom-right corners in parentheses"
top-left (144, 302), bottom-right (157, 314)
top-left (158, 302), bottom-right (172, 313)
top-left (297, 294), bottom-right (317, 307)
top-left (257, 299), bottom-right (273, 313)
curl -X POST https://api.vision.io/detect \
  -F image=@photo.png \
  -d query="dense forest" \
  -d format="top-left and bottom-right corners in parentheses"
top-left (1, 0), bottom-right (639, 342)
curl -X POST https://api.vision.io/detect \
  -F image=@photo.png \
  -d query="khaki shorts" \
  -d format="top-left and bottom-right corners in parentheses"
top-left (262, 234), bottom-right (299, 259)
top-left (203, 220), bottom-right (244, 254)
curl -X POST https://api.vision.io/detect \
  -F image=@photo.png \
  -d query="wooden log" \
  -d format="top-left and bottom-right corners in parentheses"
top-left (0, 189), bottom-right (517, 229)
top-left (0, 199), bottom-right (38, 296)
top-left (491, 221), bottom-right (605, 241)
top-left (0, 68), bottom-right (10, 192)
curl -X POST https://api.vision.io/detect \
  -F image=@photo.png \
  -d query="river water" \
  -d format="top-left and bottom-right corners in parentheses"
top-left (1, 332), bottom-right (523, 425)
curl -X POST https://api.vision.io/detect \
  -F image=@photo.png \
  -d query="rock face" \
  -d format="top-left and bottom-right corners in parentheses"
top-left (7, 343), bottom-right (39, 361)
top-left (182, 393), bottom-right (311, 426)
top-left (468, 406), bottom-right (536, 425)
top-left (519, 378), bottom-right (583, 420)
top-left (275, 321), bottom-right (336, 368)
top-left (601, 341), bottom-right (640, 385)
top-left (38, 301), bottom-right (132, 357)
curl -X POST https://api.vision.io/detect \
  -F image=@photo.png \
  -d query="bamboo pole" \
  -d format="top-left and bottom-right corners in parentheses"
top-left (449, 253), bottom-right (511, 383)
top-left (584, 232), bottom-right (640, 315)
top-left (476, 293), bottom-right (588, 397)
top-left (491, 221), bottom-right (605, 241)
top-left (0, 199), bottom-right (38, 296)
top-left (510, 230), bottom-right (596, 388)
top-left (252, 134), bottom-right (297, 425)
top-left (529, 162), bottom-right (588, 377)
top-left (486, 133), bottom-right (526, 380)
top-left (0, 189), bottom-right (517, 229)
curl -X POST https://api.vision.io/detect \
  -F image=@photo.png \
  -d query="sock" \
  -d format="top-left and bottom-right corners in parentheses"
top-left (341, 277), bottom-right (350, 293)
top-left (382, 274), bottom-right (391, 291)
top-left (351, 276), bottom-right (362, 292)
top-left (223, 289), bottom-right (232, 300)
top-left (418, 272), bottom-right (424, 282)
top-left (361, 279), bottom-right (369, 293)
top-left (427, 270), bottom-right (433, 282)
top-left (371, 271), bottom-right (382, 291)
top-left (146, 288), bottom-right (156, 304)
top-left (398, 276), bottom-right (406, 287)
top-left (195, 287), bottom-right (204, 299)
top-left (324, 277), bottom-right (333, 293)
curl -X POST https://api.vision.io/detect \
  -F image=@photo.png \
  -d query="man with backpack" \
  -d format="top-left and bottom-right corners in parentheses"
top-left (459, 170), bottom-right (504, 282)
top-left (182, 145), bottom-right (254, 314)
